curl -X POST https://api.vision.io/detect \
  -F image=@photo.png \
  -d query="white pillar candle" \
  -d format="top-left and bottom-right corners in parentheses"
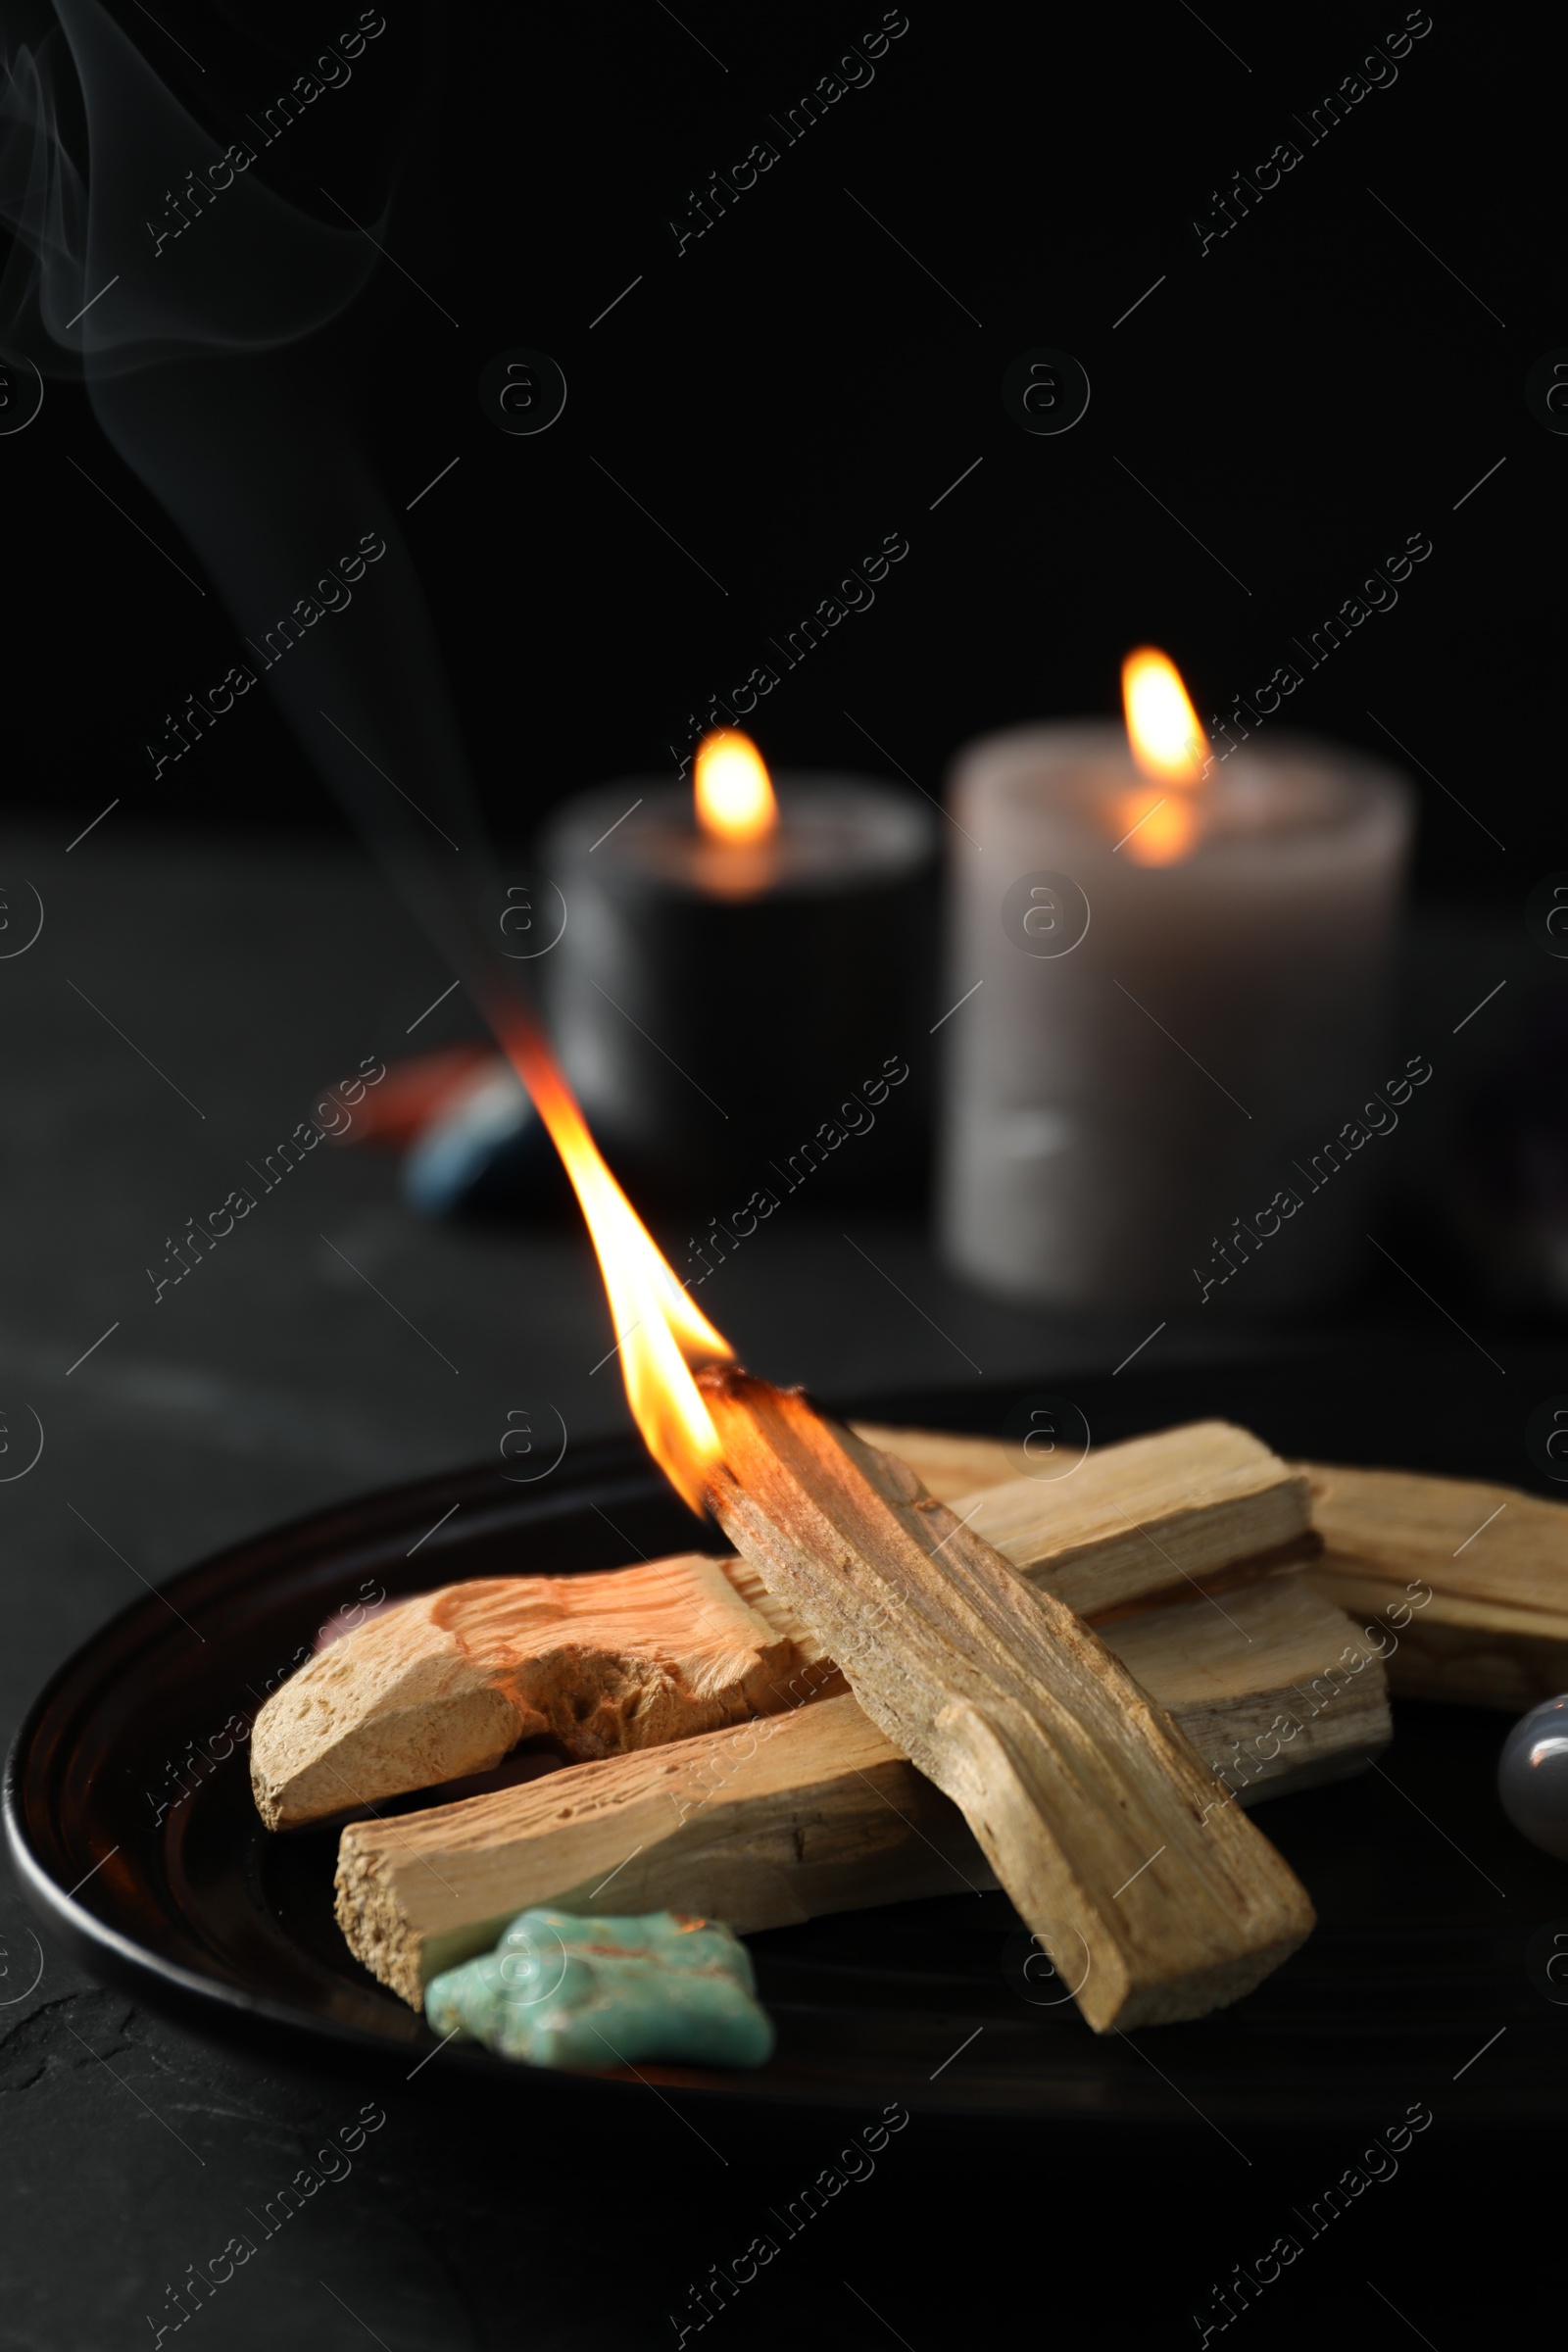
top-left (938, 723), bottom-right (1413, 1312)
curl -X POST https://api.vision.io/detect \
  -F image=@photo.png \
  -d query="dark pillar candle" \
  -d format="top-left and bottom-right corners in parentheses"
top-left (537, 775), bottom-right (937, 1207)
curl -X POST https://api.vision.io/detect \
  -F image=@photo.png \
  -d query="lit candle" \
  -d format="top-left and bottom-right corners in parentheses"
top-left (938, 652), bottom-right (1414, 1313)
top-left (539, 733), bottom-right (935, 1202)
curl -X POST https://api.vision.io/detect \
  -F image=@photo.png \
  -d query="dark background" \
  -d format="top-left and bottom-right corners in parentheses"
top-left (6, 0), bottom-right (1548, 900)
top-left (2, 3), bottom-right (1563, 2345)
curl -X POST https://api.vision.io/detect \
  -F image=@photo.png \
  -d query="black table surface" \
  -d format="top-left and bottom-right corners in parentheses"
top-left (0, 829), bottom-right (1557, 2348)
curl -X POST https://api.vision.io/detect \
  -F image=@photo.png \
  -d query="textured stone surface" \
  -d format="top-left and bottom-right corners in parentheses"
top-left (426, 1907), bottom-right (775, 2069)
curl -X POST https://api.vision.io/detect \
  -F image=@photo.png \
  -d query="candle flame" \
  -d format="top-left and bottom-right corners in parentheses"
top-left (1117, 647), bottom-right (1209, 866)
top-left (694, 730), bottom-right (778, 847)
top-left (496, 1011), bottom-right (732, 1513)
top-left (1122, 648), bottom-right (1209, 786)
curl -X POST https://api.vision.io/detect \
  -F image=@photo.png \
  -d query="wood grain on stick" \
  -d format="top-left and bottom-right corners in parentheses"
top-left (696, 1369), bottom-right (1315, 2032)
top-left (848, 1425), bottom-right (1018, 1501)
top-left (336, 1572), bottom-right (1382, 2008)
top-left (875, 1425), bottom-right (1568, 1712)
top-left (337, 1694), bottom-right (982, 2006)
top-left (1303, 1460), bottom-right (1568, 1709)
top-left (256, 1420), bottom-right (1310, 1831)
top-left (250, 1556), bottom-right (793, 1832)
top-left (956, 1419), bottom-right (1315, 1618)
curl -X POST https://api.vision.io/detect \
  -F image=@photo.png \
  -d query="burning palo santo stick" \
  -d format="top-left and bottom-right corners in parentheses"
top-left (390, 1008), bottom-right (1312, 2029)
top-left (695, 1370), bottom-right (1314, 2032)
top-left (338, 1571), bottom-right (1384, 2008)
top-left (254, 1420), bottom-right (1312, 1831)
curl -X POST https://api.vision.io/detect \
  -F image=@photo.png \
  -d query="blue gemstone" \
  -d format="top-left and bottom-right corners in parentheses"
top-left (402, 1068), bottom-right (561, 1217)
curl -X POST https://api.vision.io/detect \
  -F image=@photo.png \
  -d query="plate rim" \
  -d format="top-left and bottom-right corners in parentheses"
top-left (3, 1423), bottom-right (1033, 2116)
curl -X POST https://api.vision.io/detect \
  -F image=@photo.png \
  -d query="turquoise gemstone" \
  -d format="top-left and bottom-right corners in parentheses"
top-left (425, 1906), bottom-right (775, 2072)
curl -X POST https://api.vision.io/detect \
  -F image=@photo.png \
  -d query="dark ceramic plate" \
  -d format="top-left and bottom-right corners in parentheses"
top-left (6, 1354), bottom-right (1563, 2125)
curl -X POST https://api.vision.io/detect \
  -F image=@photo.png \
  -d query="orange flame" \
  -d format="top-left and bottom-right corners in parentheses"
top-left (1112, 791), bottom-right (1200, 865)
top-left (1122, 647), bottom-right (1209, 785)
top-left (497, 1011), bottom-right (733, 1512)
top-left (694, 730), bottom-right (778, 846)
top-left (1115, 648), bottom-right (1210, 867)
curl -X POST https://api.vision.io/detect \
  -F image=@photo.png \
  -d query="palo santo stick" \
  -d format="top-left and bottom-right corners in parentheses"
top-left (1104, 1575), bottom-right (1390, 1802)
top-left (337, 1574), bottom-right (1383, 2008)
top-left (849, 1424), bottom-right (1017, 1501)
top-left (259, 1419), bottom-right (1312, 1830)
top-left (250, 1556), bottom-right (794, 1832)
top-left (681, 1411), bottom-right (1316, 1674)
top-left (712, 1415), bottom-right (1313, 1663)
top-left (1303, 1461), bottom-right (1568, 1710)
top-left (338, 1694), bottom-right (984, 2007)
top-left (852, 1424), bottom-right (1312, 1609)
top-left (696, 1369), bottom-right (1314, 2032)
top-left (959, 1419), bottom-right (1314, 1618)
top-left (873, 1427), bottom-right (1568, 1708)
